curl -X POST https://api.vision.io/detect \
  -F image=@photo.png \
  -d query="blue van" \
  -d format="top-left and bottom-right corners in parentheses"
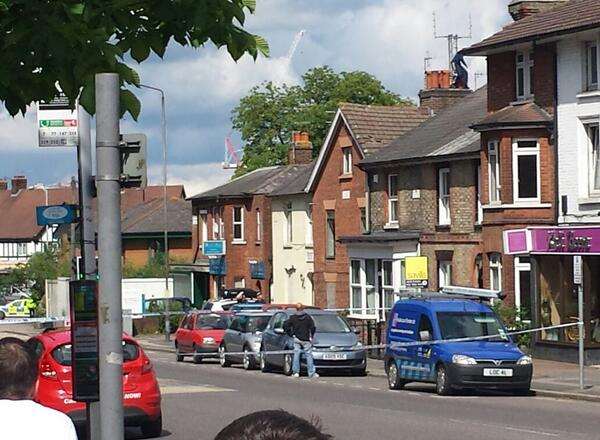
top-left (384, 289), bottom-right (533, 395)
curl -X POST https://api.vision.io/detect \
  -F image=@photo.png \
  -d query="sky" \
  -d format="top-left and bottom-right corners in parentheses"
top-left (0, 0), bottom-right (510, 197)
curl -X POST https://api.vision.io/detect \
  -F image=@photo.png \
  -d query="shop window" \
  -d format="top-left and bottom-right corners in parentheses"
top-left (489, 253), bottom-right (502, 291)
top-left (388, 174), bottom-right (399, 224)
top-left (584, 257), bottom-right (600, 344)
top-left (438, 168), bottom-right (450, 225)
top-left (514, 256), bottom-right (532, 322)
top-left (232, 206), bottom-right (244, 241)
top-left (488, 141), bottom-right (500, 203)
top-left (285, 202), bottom-right (293, 244)
top-left (512, 140), bottom-right (540, 203)
top-left (438, 260), bottom-right (452, 289)
top-left (586, 124), bottom-right (600, 196)
top-left (585, 41), bottom-right (598, 91)
top-left (326, 210), bottom-right (335, 259)
top-left (516, 51), bottom-right (534, 100)
top-left (342, 147), bottom-right (352, 175)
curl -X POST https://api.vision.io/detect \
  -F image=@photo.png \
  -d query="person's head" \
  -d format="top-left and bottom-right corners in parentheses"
top-left (0, 337), bottom-right (39, 400)
top-left (295, 303), bottom-right (304, 312)
top-left (214, 410), bottom-right (332, 440)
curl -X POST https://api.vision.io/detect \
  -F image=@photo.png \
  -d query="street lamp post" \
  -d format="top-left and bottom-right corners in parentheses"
top-left (140, 84), bottom-right (170, 341)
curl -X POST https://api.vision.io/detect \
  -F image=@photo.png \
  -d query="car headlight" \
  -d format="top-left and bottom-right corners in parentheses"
top-left (202, 337), bottom-right (215, 344)
top-left (353, 342), bottom-right (363, 348)
top-left (452, 354), bottom-right (477, 365)
top-left (517, 355), bottom-right (532, 365)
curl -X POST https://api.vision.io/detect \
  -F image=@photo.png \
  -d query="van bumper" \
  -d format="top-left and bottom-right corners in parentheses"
top-left (446, 364), bottom-right (533, 390)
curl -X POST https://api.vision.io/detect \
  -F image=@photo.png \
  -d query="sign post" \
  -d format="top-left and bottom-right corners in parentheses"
top-left (37, 95), bottom-right (79, 147)
top-left (574, 255), bottom-right (585, 390)
top-left (405, 256), bottom-right (429, 288)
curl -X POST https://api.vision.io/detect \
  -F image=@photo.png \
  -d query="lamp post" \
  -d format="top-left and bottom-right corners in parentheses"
top-left (140, 84), bottom-right (170, 341)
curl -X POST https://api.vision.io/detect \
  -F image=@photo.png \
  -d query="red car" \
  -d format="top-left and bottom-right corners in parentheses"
top-left (174, 311), bottom-right (231, 363)
top-left (30, 329), bottom-right (162, 438)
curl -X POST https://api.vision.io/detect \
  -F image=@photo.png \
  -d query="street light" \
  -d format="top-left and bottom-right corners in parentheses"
top-left (140, 84), bottom-right (170, 341)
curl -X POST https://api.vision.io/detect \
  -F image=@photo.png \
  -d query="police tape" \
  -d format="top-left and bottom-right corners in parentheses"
top-left (177, 321), bottom-right (581, 359)
top-left (0, 317), bottom-right (66, 326)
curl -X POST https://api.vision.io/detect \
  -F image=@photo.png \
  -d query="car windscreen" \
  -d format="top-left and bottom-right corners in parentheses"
top-left (437, 312), bottom-right (508, 342)
top-left (51, 340), bottom-right (140, 366)
top-left (246, 316), bottom-right (271, 333)
top-left (311, 314), bottom-right (351, 333)
top-left (196, 314), bottom-right (230, 330)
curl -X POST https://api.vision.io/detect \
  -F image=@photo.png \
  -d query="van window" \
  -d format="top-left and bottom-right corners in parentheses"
top-left (418, 315), bottom-right (433, 340)
top-left (437, 312), bottom-right (507, 341)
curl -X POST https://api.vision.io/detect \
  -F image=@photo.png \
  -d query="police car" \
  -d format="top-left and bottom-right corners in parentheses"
top-left (384, 287), bottom-right (533, 395)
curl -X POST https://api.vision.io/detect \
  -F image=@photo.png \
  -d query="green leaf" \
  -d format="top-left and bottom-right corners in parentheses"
top-left (254, 35), bottom-right (270, 57)
top-left (70, 3), bottom-right (85, 15)
top-left (79, 82), bottom-right (95, 116)
top-left (120, 89), bottom-right (141, 120)
top-left (130, 40), bottom-right (150, 63)
top-left (241, 0), bottom-right (256, 12)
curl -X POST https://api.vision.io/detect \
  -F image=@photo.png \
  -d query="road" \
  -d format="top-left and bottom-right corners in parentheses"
top-left (137, 349), bottom-right (600, 440)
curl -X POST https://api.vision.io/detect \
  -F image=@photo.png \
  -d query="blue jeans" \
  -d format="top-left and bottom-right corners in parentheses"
top-left (293, 340), bottom-right (316, 377)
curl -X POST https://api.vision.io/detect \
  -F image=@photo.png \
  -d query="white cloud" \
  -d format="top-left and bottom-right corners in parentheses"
top-left (0, 106), bottom-right (38, 151)
top-left (149, 162), bottom-right (234, 197)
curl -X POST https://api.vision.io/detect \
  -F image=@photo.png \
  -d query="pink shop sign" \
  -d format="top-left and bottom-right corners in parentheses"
top-left (504, 227), bottom-right (600, 255)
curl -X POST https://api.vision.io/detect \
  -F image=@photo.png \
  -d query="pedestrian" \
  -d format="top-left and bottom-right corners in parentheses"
top-left (283, 303), bottom-right (318, 378)
top-left (25, 297), bottom-right (36, 318)
top-left (0, 337), bottom-right (78, 439)
top-left (214, 409), bottom-right (332, 440)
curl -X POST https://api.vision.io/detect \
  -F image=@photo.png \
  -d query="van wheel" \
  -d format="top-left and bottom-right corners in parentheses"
top-left (387, 361), bottom-right (405, 390)
top-left (436, 364), bottom-right (452, 396)
top-left (192, 345), bottom-right (203, 364)
top-left (260, 347), bottom-right (271, 373)
top-left (283, 353), bottom-right (293, 376)
top-left (175, 342), bottom-right (183, 362)
top-left (219, 344), bottom-right (230, 368)
top-left (141, 414), bottom-right (162, 438)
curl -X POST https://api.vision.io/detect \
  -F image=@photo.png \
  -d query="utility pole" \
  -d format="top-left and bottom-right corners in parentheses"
top-left (95, 73), bottom-right (124, 440)
top-left (77, 107), bottom-right (101, 439)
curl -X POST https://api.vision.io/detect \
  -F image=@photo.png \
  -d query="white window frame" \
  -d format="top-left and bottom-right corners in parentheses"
top-left (514, 256), bottom-right (531, 323)
top-left (381, 260), bottom-right (395, 313)
top-left (212, 208), bottom-right (219, 240)
top-left (342, 147), bottom-right (352, 175)
top-left (284, 202), bottom-right (293, 245)
top-left (16, 243), bottom-right (27, 256)
top-left (438, 168), bottom-right (451, 226)
top-left (516, 50), bottom-right (534, 100)
top-left (476, 164), bottom-right (483, 224)
top-left (489, 253), bottom-right (502, 291)
top-left (585, 123), bottom-right (600, 197)
top-left (256, 209), bottom-right (262, 242)
top-left (349, 259), bottom-right (379, 319)
top-left (488, 141), bottom-right (501, 204)
top-left (438, 260), bottom-right (452, 289)
top-left (512, 139), bottom-right (541, 204)
top-left (388, 174), bottom-right (399, 224)
top-left (305, 203), bottom-right (313, 246)
top-left (232, 206), bottom-right (244, 242)
top-left (585, 40), bottom-right (599, 91)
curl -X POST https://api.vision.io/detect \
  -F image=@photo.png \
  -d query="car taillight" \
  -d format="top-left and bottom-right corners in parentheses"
top-left (40, 360), bottom-right (58, 380)
top-left (141, 356), bottom-right (153, 374)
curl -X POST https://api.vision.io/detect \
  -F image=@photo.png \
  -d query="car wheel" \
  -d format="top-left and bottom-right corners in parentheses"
top-left (174, 342), bottom-right (184, 362)
top-left (512, 386), bottom-right (532, 396)
top-left (260, 347), bottom-right (271, 373)
top-left (219, 344), bottom-right (230, 368)
top-left (243, 346), bottom-right (256, 370)
top-left (141, 414), bottom-right (162, 438)
top-left (283, 353), bottom-right (293, 376)
top-left (193, 345), bottom-right (203, 364)
top-left (387, 361), bottom-right (405, 390)
top-left (352, 367), bottom-right (367, 377)
top-left (0, 311), bottom-right (5, 320)
top-left (436, 364), bottom-right (452, 396)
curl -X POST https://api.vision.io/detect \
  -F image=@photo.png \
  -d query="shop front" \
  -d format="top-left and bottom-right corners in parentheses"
top-left (504, 227), bottom-right (600, 364)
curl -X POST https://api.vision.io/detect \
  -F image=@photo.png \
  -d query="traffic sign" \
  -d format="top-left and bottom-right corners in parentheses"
top-left (37, 95), bottom-right (78, 147)
top-left (36, 204), bottom-right (78, 226)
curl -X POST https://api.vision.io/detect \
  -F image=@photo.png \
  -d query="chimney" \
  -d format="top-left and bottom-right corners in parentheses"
top-left (0, 179), bottom-right (7, 191)
top-left (288, 131), bottom-right (313, 165)
top-left (508, 0), bottom-right (567, 21)
top-left (419, 70), bottom-right (472, 115)
top-left (11, 175), bottom-right (27, 195)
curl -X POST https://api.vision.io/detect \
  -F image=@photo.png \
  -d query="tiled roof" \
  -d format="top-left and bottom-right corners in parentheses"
top-left (471, 101), bottom-right (553, 130)
top-left (339, 103), bottom-right (431, 155)
top-left (463, 0), bottom-right (600, 55)
top-left (361, 87), bottom-right (487, 165)
top-left (269, 163), bottom-right (315, 197)
top-left (121, 198), bottom-right (191, 235)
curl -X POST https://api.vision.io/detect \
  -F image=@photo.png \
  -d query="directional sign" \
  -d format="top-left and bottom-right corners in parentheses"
top-left (37, 95), bottom-right (78, 147)
top-left (36, 204), bottom-right (77, 226)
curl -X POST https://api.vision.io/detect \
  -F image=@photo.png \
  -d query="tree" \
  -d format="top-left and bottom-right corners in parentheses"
top-left (0, 0), bottom-right (269, 119)
top-left (231, 66), bottom-right (411, 175)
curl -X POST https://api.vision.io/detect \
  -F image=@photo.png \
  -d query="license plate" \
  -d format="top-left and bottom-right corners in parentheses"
top-left (323, 353), bottom-right (347, 360)
top-left (483, 368), bottom-right (513, 377)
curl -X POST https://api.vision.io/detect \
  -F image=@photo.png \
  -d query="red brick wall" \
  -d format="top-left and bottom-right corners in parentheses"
top-left (312, 122), bottom-right (366, 309)
top-left (533, 43), bottom-right (556, 115)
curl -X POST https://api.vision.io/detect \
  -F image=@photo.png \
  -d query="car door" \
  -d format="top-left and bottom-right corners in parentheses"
top-left (271, 312), bottom-right (290, 367)
top-left (176, 314), bottom-right (190, 352)
top-left (225, 317), bottom-right (242, 360)
top-left (415, 313), bottom-right (436, 382)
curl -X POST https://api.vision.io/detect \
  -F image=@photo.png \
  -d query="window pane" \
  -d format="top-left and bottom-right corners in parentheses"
top-left (234, 224), bottom-right (242, 239)
top-left (390, 200), bottom-right (398, 223)
top-left (389, 175), bottom-right (398, 195)
top-left (517, 155), bottom-right (538, 199)
top-left (517, 140), bottom-right (537, 149)
top-left (233, 207), bottom-right (242, 222)
top-left (517, 67), bottom-right (524, 97)
top-left (382, 261), bottom-right (393, 287)
top-left (590, 45), bottom-right (598, 87)
top-left (352, 287), bottom-right (363, 311)
top-left (326, 211), bottom-right (335, 257)
top-left (384, 290), bottom-right (395, 310)
top-left (489, 151), bottom-right (499, 202)
top-left (351, 260), bottom-right (361, 284)
top-left (529, 65), bottom-right (534, 95)
top-left (519, 270), bottom-right (532, 320)
top-left (366, 287), bottom-right (376, 312)
top-left (590, 125), bottom-right (600, 191)
top-left (365, 259), bottom-right (376, 286)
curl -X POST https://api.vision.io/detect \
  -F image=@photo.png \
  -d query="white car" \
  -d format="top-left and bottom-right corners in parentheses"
top-left (202, 299), bottom-right (238, 312)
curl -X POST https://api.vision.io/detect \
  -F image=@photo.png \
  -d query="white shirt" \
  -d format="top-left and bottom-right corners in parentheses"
top-left (0, 399), bottom-right (78, 440)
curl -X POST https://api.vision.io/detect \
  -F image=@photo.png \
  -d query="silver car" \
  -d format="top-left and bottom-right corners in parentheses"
top-left (219, 311), bottom-right (274, 370)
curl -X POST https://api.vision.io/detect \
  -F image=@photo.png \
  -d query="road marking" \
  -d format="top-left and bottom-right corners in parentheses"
top-left (161, 384), bottom-right (235, 395)
top-left (448, 418), bottom-right (559, 437)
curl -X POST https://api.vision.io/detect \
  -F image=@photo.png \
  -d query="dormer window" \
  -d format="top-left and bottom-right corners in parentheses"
top-left (516, 51), bottom-right (534, 100)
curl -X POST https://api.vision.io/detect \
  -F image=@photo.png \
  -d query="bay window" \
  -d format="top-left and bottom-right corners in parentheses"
top-left (438, 168), bottom-right (450, 225)
top-left (512, 139), bottom-right (540, 203)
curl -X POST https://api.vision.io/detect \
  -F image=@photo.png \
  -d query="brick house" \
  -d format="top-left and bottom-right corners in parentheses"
top-left (305, 103), bottom-right (431, 312)
top-left (462, 0), bottom-right (561, 313)
top-left (355, 87), bottom-right (486, 320)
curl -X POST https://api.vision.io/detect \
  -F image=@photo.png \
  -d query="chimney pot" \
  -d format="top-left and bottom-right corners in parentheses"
top-left (288, 132), bottom-right (313, 165)
top-left (11, 175), bottom-right (27, 194)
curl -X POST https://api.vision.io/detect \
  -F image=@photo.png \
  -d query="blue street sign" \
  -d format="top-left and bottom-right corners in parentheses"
top-left (203, 240), bottom-right (226, 256)
top-left (36, 204), bottom-right (77, 226)
top-left (209, 257), bottom-right (227, 276)
top-left (250, 261), bottom-right (265, 280)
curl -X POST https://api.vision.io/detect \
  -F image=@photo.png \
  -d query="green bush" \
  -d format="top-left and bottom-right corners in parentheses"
top-left (492, 303), bottom-right (532, 349)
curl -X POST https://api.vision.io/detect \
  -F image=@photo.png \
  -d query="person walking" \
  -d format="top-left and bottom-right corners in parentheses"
top-left (0, 337), bottom-right (78, 439)
top-left (283, 303), bottom-right (318, 378)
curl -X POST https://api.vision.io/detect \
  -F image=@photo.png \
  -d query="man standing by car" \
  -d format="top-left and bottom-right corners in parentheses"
top-left (0, 337), bottom-right (78, 439)
top-left (283, 304), bottom-right (318, 378)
